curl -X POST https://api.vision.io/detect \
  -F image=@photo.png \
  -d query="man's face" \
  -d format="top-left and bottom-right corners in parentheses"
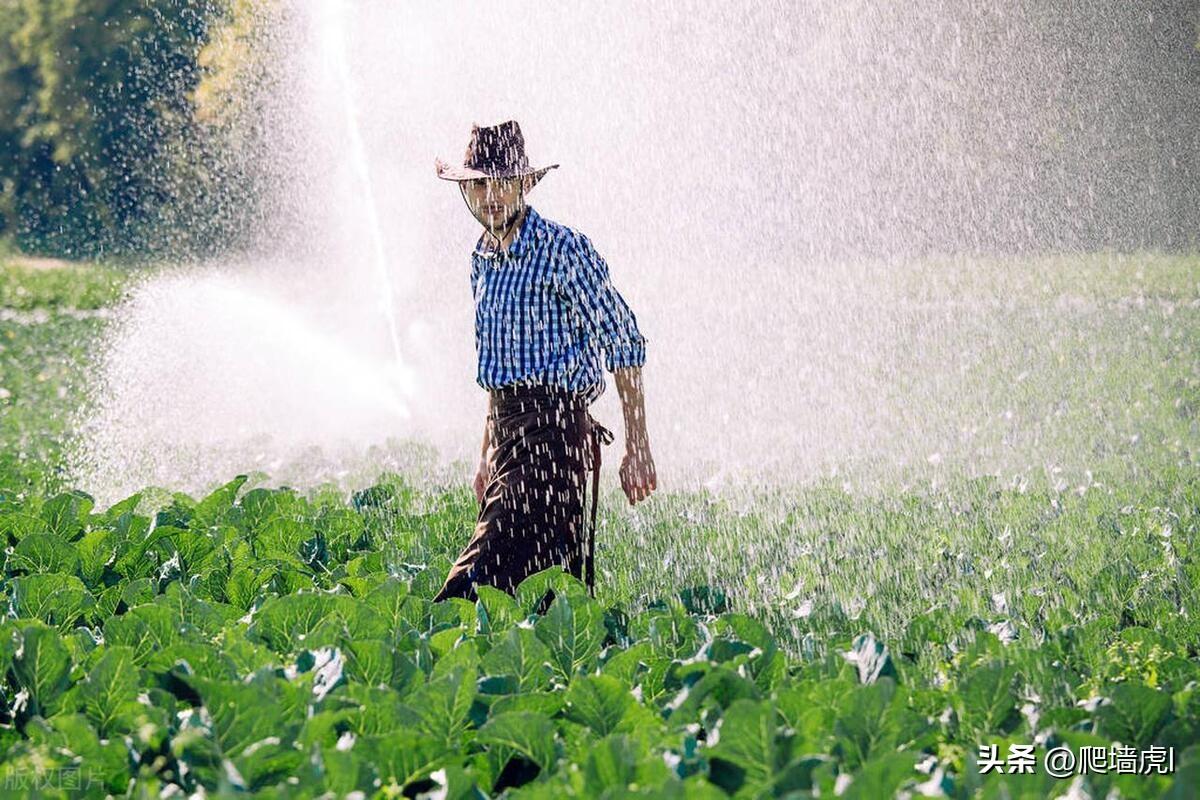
top-left (460, 177), bottom-right (525, 234)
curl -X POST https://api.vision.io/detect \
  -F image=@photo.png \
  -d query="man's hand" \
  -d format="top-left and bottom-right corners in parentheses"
top-left (613, 365), bottom-right (656, 506)
top-left (474, 457), bottom-right (488, 505)
top-left (620, 442), bottom-right (657, 505)
top-left (475, 400), bottom-right (492, 507)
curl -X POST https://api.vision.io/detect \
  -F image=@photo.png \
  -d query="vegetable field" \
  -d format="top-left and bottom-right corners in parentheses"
top-left (0, 258), bottom-right (1197, 798)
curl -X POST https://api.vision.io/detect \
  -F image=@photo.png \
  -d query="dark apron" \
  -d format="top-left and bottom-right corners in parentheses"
top-left (433, 384), bottom-right (613, 604)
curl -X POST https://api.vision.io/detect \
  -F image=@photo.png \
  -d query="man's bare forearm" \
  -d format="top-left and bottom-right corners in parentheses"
top-left (613, 366), bottom-right (650, 453)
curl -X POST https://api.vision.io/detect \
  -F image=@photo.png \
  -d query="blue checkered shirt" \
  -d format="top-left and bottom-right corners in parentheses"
top-left (469, 205), bottom-right (647, 403)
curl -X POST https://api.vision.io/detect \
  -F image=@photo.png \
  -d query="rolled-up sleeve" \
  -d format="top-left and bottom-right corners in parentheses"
top-left (559, 232), bottom-right (648, 371)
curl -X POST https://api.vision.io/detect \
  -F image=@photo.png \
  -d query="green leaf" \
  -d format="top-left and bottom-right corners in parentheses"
top-left (564, 674), bottom-right (636, 736)
top-left (193, 476), bottom-right (248, 529)
top-left (709, 699), bottom-right (789, 795)
top-left (677, 776), bottom-right (733, 799)
top-left (340, 683), bottom-right (409, 737)
top-left (839, 751), bottom-right (921, 799)
top-left (316, 508), bottom-right (366, 559)
top-left (583, 733), bottom-right (648, 794)
top-left (413, 762), bottom-right (481, 800)
top-left (187, 674), bottom-right (307, 758)
top-left (155, 493), bottom-right (197, 529)
top-left (79, 646), bottom-right (140, 735)
top-left (477, 584), bottom-right (522, 632)
top-left (0, 509), bottom-right (45, 544)
top-left (429, 624), bottom-right (466, 658)
top-left (9, 623), bottom-right (72, 717)
top-left (112, 524), bottom-right (184, 580)
top-left (62, 627), bottom-right (100, 669)
top-left (344, 638), bottom-right (418, 691)
top-left (477, 710), bottom-right (557, 772)
top-left (116, 576), bottom-right (156, 609)
top-left (318, 744), bottom-right (370, 796)
top-left (634, 655), bottom-right (678, 707)
top-left (75, 529), bottom-right (116, 587)
top-left (41, 490), bottom-right (94, 538)
top-left (478, 675), bottom-right (520, 697)
top-left (954, 660), bottom-right (1019, 740)
top-left (103, 603), bottom-right (182, 663)
top-left (713, 613), bottom-right (774, 651)
top-left (667, 664), bottom-right (760, 725)
top-left (678, 585), bottom-right (729, 615)
top-left (398, 666), bottom-right (476, 746)
top-left (338, 599), bottom-right (390, 641)
top-left (233, 738), bottom-right (306, 791)
top-left (147, 642), bottom-right (239, 681)
top-left (1166, 762), bottom-right (1200, 799)
top-left (516, 566), bottom-right (588, 616)
top-left (171, 716), bottom-right (225, 788)
top-left (256, 518), bottom-right (312, 562)
top-left (96, 492), bottom-right (143, 525)
top-left (433, 597), bottom-right (477, 630)
top-left (155, 528), bottom-right (222, 584)
top-left (360, 728), bottom-right (450, 790)
top-left (481, 626), bottom-right (552, 692)
top-left (631, 601), bottom-right (703, 660)
top-left (601, 641), bottom-right (653, 684)
top-left (9, 573), bottom-right (89, 629)
top-left (153, 582), bottom-right (241, 638)
top-left (249, 592), bottom-right (342, 653)
top-left (1096, 682), bottom-right (1174, 746)
top-left (8, 532), bottom-right (79, 575)
top-left (490, 691), bottom-right (564, 718)
top-left (834, 678), bottom-right (931, 770)
top-left (217, 625), bottom-right (280, 676)
top-left (238, 487), bottom-right (307, 534)
top-left (432, 637), bottom-right (481, 681)
top-left (535, 594), bottom-right (607, 679)
top-left (226, 561), bottom-right (276, 612)
top-left (777, 683), bottom-right (843, 753)
top-left (29, 713), bottom-right (131, 793)
top-left (362, 578), bottom-right (414, 632)
top-left (775, 755), bottom-right (839, 796)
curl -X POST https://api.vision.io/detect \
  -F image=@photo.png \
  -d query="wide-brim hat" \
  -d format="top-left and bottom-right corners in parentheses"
top-left (435, 120), bottom-right (559, 188)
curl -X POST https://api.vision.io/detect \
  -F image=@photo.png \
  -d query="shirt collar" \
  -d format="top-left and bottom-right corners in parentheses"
top-left (473, 205), bottom-right (540, 262)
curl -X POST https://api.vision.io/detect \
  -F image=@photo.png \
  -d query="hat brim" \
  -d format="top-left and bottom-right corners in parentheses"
top-left (435, 159), bottom-right (559, 187)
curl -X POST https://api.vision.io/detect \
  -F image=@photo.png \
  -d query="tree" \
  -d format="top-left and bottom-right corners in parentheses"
top-left (0, 0), bottom-right (221, 258)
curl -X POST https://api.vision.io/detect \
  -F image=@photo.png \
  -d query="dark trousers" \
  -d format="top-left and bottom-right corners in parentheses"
top-left (433, 385), bottom-right (610, 605)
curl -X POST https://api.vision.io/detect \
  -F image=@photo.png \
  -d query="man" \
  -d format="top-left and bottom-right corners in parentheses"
top-left (431, 120), bottom-right (656, 604)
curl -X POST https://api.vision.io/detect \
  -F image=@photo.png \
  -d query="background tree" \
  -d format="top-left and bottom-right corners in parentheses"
top-left (0, 0), bottom-right (270, 259)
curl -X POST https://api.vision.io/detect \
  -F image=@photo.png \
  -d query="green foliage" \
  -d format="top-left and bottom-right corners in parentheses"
top-left (0, 262), bottom-right (128, 309)
top-left (0, 474), bottom-right (1194, 797)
